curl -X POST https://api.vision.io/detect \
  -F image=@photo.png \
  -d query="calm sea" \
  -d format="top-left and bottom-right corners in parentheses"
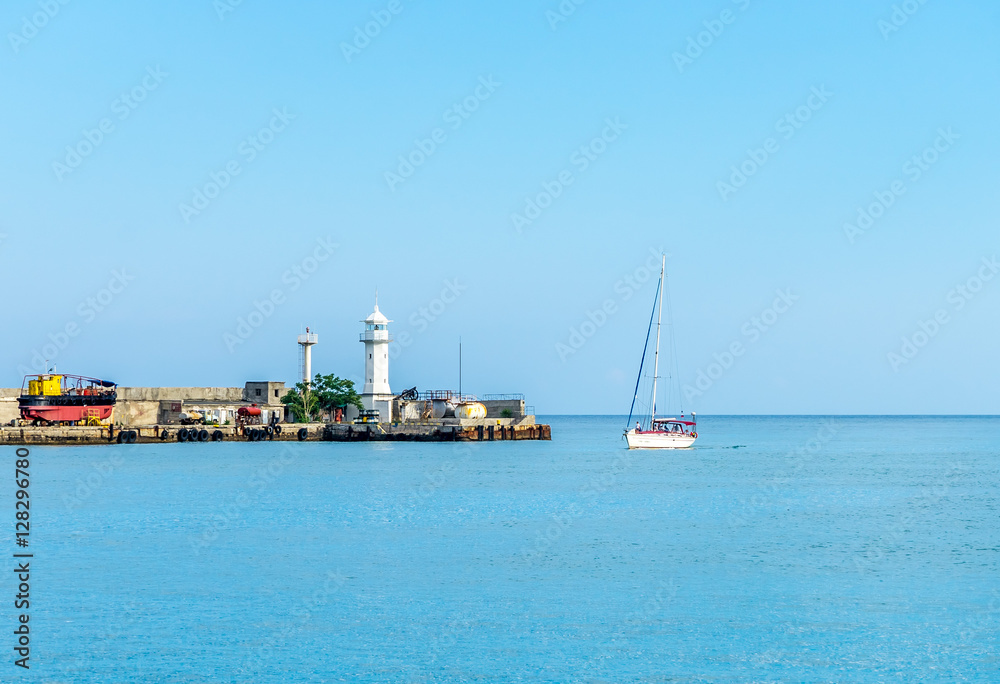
top-left (3, 416), bottom-right (998, 682)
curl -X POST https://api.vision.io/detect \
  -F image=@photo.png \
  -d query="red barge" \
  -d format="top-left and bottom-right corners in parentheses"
top-left (18, 374), bottom-right (117, 425)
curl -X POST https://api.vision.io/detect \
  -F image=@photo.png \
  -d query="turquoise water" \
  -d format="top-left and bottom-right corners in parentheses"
top-left (2, 416), bottom-right (998, 682)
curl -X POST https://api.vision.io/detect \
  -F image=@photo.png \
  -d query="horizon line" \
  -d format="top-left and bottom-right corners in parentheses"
top-left (539, 414), bottom-right (1000, 417)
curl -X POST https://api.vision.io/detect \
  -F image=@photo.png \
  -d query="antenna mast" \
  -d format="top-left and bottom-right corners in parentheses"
top-left (650, 255), bottom-right (665, 423)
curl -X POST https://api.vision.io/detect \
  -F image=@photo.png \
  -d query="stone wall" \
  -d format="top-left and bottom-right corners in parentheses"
top-left (117, 387), bottom-right (245, 402)
top-left (481, 399), bottom-right (526, 419)
top-left (0, 397), bottom-right (17, 426)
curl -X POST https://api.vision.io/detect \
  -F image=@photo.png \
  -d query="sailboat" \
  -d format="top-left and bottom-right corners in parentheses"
top-left (624, 255), bottom-right (698, 449)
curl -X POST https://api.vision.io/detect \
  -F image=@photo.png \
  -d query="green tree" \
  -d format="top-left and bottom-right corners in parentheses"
top-left (312, 373), bottom-right (364, 414)
top-left (280, 374), bottom-right (363, 423)
top-left (280, 381), bottom-right (321, 423)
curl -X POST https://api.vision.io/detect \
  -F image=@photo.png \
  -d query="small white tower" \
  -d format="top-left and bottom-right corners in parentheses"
top-left (359, 299), bottom-right (393, 421)
top-left (297, 327), bottom-right (318, 384)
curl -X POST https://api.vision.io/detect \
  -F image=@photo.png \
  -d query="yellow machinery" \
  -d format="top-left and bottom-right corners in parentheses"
top-left (82, 408), bottom-right (104, 426)
top-left (27, 375), bottom-right (63, 396)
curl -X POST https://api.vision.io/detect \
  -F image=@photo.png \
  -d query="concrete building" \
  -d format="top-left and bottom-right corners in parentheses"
top-left (243, 381), bottom-right (286, 405)
top-left (359, 300), bottom-right (393, 422)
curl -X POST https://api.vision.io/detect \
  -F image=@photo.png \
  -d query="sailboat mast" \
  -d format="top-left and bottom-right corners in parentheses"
top-left (650, 255), bottom-right (665, 423)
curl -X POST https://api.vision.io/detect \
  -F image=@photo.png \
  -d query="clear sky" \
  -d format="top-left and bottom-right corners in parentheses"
top-left (1, 1), bottom-right (997, 414)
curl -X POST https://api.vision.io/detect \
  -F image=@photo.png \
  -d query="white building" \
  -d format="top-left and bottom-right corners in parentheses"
top-left (359, 301), bottom-right (393, 422)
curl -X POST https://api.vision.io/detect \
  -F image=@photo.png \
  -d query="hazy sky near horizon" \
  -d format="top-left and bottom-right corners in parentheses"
top-left (1, 1), bottom-right (997, 414)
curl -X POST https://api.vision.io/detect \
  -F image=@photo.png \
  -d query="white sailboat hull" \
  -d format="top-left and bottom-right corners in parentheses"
top-left (625, 429), bottom-right (696, 449)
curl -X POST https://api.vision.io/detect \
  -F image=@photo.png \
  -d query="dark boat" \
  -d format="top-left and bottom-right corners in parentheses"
top-left (18, 374), bottom-right (117, 425)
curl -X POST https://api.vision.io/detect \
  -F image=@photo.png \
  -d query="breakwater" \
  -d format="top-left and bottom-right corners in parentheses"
top-left (0, 421), bottom-right (550, 446)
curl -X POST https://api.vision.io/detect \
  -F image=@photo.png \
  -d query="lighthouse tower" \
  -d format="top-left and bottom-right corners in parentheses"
top-left (359, 299), bottom-right (393, 421)
top-left (297, 327), bottom-right (318, 384)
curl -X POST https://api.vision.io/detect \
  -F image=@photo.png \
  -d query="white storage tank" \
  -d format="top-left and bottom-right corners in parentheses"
top-left (431, 399), bottom-right (456, 419)
top-left (454, 402), bottom-right (487, 420)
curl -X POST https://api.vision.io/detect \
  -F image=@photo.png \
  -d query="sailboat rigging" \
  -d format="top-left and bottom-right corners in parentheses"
top-left (624, 254), bottom-right (698, 449)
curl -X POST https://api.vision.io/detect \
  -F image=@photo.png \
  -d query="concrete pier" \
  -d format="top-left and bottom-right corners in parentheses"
top-left (0, 420), bottom-right (551, 446)
top-left (321, 422), bottom-right (550, 442)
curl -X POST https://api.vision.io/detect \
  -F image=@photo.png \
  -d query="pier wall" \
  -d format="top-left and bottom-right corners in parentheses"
top-left (0, 420), bottom-right (551, 445)
top-left (115, 387), bottom-right (244, 426)
top-left (0, 389), bottom-right (18, 425)
top-left (481, 399), bottom-right (525, 419)
top-left (119, 387), bottom-right (245, 402)
top-left (0, 384), bottom-right (286, 427)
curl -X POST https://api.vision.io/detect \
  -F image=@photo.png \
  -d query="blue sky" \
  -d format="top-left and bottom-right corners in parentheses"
top-left (1, 0), bottom-right (997, 414)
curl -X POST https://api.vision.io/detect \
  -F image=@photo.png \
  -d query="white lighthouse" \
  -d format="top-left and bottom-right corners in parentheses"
top-left (359, 299), bottom-right (393, 422)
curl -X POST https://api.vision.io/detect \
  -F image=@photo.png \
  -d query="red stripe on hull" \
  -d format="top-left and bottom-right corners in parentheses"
top-left (20, 405), bottom-right (114, 422)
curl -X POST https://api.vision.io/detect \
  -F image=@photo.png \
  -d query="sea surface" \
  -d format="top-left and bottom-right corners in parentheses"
top-left (2, 416), bottom-right (998, 682)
